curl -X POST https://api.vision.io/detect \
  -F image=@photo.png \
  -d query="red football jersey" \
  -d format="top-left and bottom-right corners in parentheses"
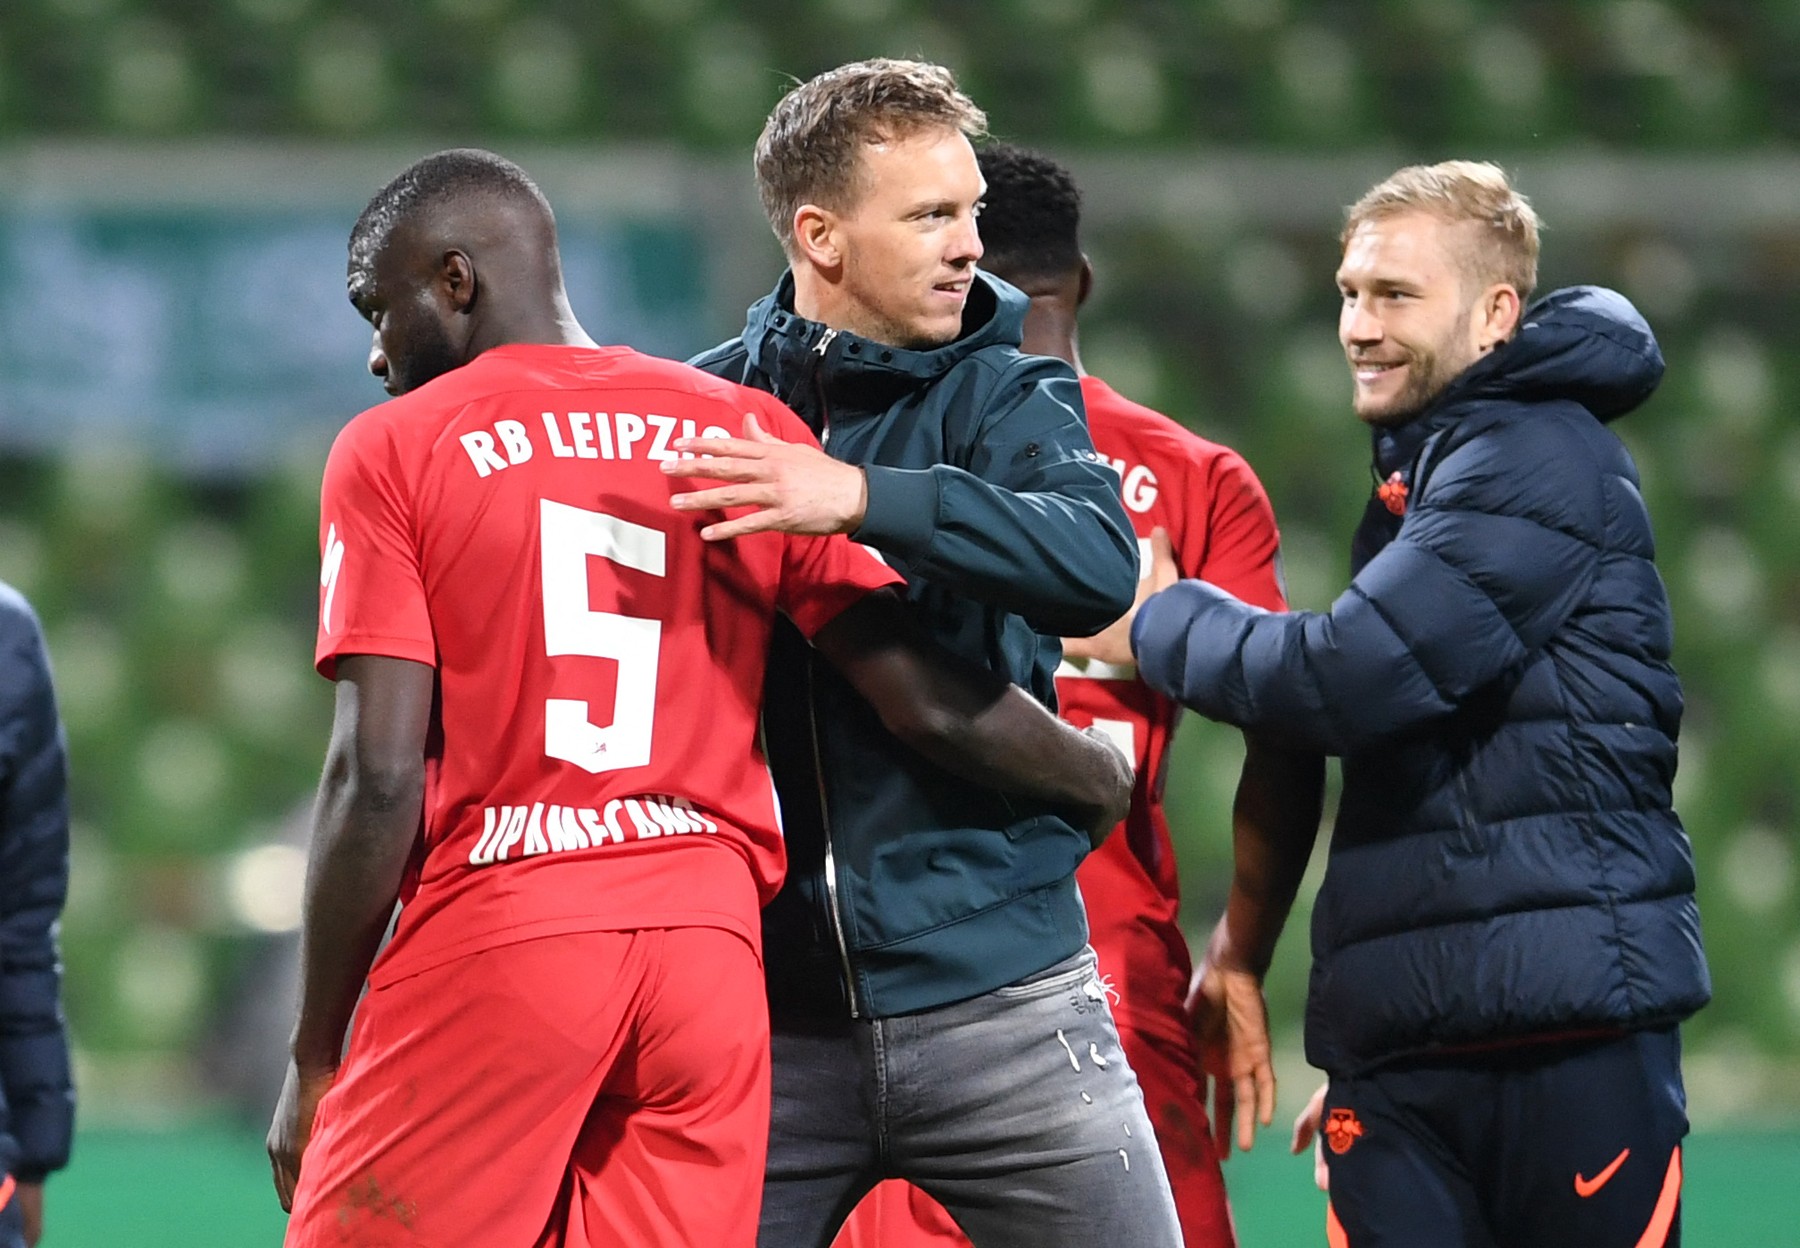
top-left (316, 343), bottom-right (901, 987)
top-left (1058, 376), bottom-right (1286, 1045)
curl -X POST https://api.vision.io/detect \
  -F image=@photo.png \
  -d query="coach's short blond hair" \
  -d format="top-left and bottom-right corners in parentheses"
top-left (754, 58), bottom-right (988, 254)
top-left (1344, 161), bottom-right (1540, 303)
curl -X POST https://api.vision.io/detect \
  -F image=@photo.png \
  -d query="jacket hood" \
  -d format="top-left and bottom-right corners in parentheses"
top-left (1370, 286), bottom-right (1664, 479)
top-left (742, 268), bottom-right (1029, 395)
top-left (1442, 284), bottom-right (1665, 424)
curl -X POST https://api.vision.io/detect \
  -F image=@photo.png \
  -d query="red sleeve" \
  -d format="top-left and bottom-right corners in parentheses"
top-left (779, 535), bottom-right (905, 638)
top-left (1187, 447), bottom-right (1287, 613)
top-left (752, 394), bottom-right (905, 637)
top-left (315, 414), bottom-right (437, 678)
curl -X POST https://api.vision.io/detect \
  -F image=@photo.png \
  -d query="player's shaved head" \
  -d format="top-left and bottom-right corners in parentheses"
top-left (349, 148), bottom-right (555, 278)
top-left (348, 148), bottom-right (590, 396)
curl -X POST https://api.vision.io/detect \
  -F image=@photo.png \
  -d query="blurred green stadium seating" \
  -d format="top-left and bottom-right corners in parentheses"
top-left (0, 0), bottom-right (1792, 1157)
top-left (0, 1), bottom-right (1794, 146)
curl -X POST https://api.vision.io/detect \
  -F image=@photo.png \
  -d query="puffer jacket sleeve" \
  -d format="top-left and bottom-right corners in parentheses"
top-left (1132, 408), bottom-right (1603, 754)
top-left (856, 355), bottom-right (1138, 636)
top-left (0, 590), bottom-right (75, 1180)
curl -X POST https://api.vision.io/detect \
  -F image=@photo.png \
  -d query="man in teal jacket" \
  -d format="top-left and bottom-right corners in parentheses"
top-left (665, 59), bottom-right (1176, 1248)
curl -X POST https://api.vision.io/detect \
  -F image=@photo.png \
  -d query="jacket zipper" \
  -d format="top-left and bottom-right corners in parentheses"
top-left (802, 326), bottom-right (859, 1016)
top-left (813, 328), bottom-right (838, 449)
top-left (806, 650), bottom-right (862, 1017)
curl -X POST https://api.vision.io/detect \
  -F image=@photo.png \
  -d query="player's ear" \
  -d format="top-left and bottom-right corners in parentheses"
top-left (1076, 255), bottom-right (1094, 308)
top-left (792, 205), bottom-right (842, 272)
top-left (1475, 281), bottom-right (1520, 352)
top-left (440, 249), bottom-right (477, 314)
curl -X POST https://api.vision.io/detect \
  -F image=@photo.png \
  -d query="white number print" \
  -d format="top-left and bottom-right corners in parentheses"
top-left (539, 500), bottom-right (666, 774)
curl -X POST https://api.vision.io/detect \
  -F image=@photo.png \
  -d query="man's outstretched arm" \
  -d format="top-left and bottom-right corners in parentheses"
top-left (811, 591), bottom-right (1133, 846)
top-left (666, 369), bottom-right (1139, 637)
top-left (267, 655), bottom-right (432, 1212)
top-left (1190, 734), bottom-right (1324, 1156)
top-left (1131, 426), bottom-right (1606, 755)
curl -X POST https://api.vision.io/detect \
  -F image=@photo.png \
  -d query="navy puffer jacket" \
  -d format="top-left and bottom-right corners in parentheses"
top-left (0, 583), bottom-right (74, 1179)
top-left (1133, 287), bottom-right (1710, 1074)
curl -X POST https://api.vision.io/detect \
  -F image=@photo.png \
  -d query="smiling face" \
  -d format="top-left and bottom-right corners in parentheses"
top-left (1336, 210), bottom-right (1499, 426)
top-left (803, 126), bottom-right (985, 349)
top-left (346, 229), bottom-right (468, 397)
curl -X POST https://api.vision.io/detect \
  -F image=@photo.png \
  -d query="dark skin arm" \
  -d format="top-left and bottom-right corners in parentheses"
top-left (265, 608), bottom-right (1126, 1213)
top-left (810, 591), bottom-right (1133, 847)
top-left (267, 655), bottom-right (432, 1212)
top-left (16, 1184), bottom-right (40, 1247)
top-left (1187, 734), bottom-right (1324, 1156)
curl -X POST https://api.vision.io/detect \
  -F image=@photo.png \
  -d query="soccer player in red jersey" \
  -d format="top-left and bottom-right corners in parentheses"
top-left (265, 148), bottom-right (1132, 1248)
top-left (835, 146), bottom-right (1326, 1248)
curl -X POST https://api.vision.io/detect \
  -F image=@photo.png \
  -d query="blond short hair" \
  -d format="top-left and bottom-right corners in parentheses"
top-left (754, 58), bottom-right (988, 254)
top-left (1344, 161), bottom-right (1540, 303)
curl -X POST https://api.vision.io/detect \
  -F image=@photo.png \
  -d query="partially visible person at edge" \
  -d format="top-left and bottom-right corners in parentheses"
top-left (265, 147), bottom-right (1133, 1247)
top-left (0, 585), bottom-right (74, 1248)
top-left (833, 143), bottom-right (1326, 1248)
top-left (1132, 160), bottom-right (1710, 1248)
top-left (664, 62), bottom-right (1184, 1247)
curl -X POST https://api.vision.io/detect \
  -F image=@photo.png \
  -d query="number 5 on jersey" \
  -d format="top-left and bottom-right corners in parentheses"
top-left (539, 499), bottom-right (665, 774)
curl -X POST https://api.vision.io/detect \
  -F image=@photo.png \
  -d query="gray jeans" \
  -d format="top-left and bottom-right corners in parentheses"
top-left (759, 947), bottom-right (1184, 1248)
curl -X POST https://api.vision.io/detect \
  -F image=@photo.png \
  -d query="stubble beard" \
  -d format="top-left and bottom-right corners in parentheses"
top-left (1355, 349), bottom-right (1447, 426)
top-left (1352, 326), bottom-right (1479, 427)
top-left (860, 294), bottom-right (963, 352)
top-left (389, 322), bottom-right (465, 396)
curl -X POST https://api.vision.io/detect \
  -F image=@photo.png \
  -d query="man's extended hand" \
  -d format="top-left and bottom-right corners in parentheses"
top-left (1188, 917), bottom-right (1276, 1158)
top-left (1078, 725), bottom-right (1135, 848)
top-left (665, 412), bottom-right (869, 540)
top-left (1290, 1081), bottom-right (1330, 1192)
top-left (267, 1060), bottom-right (338, 1213)
top-left (17, 1181), bottom-right (42, 1247)
top-left (1062, 527), bottom-right (1177, 666)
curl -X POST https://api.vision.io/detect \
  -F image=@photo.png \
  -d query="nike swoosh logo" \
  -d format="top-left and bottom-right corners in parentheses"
top-left (1575, 1147), bottom-right (1631, 1197)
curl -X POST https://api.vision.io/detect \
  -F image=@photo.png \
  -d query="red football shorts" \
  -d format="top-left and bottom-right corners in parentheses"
top-left (833, 1020), bottom-right (1235, 1248)
top-left (284, 926), bottom-right (770, 1248)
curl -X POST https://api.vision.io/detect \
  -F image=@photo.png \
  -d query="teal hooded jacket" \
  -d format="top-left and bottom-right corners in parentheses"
top-left (691, 270), bottom-right (1138, 1018)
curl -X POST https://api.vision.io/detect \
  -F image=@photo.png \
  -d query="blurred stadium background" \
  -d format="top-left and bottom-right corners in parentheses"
top-left (0, 0), bottom-right (1796, 1242)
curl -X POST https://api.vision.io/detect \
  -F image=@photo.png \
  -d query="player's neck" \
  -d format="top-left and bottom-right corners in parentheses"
top-left (1018, 298), bottom-right (1084, 374)
top-left (469, 292), bottom-right (599, 355)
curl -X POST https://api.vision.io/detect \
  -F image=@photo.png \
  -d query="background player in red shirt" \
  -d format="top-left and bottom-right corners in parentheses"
top-left (835, 146), bottom-right (1326, 1248)
top-left (264, 148), bottom-right (1133, 1248)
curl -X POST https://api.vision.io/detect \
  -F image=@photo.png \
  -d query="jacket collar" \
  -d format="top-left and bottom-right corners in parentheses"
top-left (741, 269), bottom-right (1028, 413)
top-left (1371, 406), bottom-right (1451, 478)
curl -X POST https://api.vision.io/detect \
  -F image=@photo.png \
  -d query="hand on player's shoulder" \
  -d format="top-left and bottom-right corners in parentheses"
top-left (664, 412), bottom-right (868, 540)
